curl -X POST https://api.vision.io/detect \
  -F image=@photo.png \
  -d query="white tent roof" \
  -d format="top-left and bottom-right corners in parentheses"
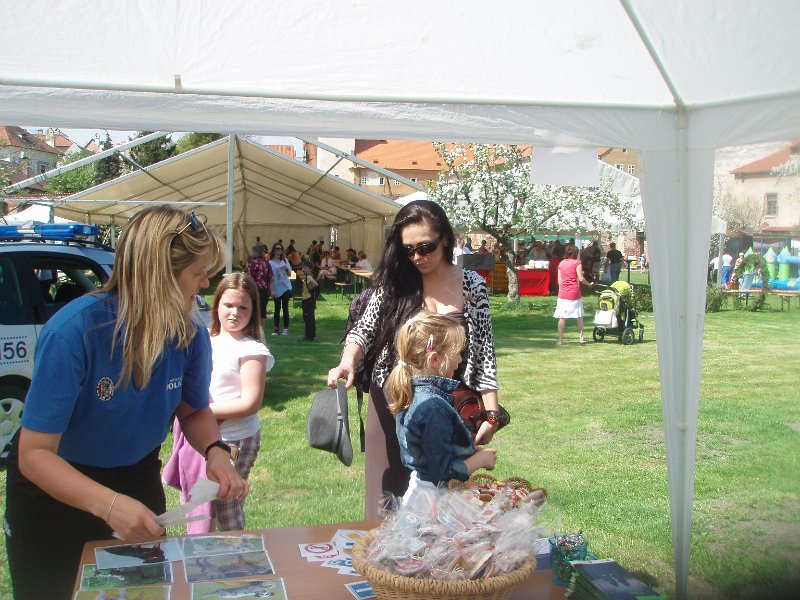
top-left (3, 2), bottom-right (799, 597)
top-left (55, 137), bottom-right (397, 265)
top-left (0, 203), bottom-right (77, 226)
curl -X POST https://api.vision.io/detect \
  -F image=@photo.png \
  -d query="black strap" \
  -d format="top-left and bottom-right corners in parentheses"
top-left (356, 387), bottom-right (365, 453)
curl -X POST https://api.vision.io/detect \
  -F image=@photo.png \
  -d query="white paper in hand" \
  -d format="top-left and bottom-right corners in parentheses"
top-left (155, 478), bottom-right (219, 527)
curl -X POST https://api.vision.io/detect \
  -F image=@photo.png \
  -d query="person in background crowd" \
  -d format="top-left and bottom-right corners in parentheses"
top-left (708, 254), bottom-right (720, 284)
top-left (554, 244), bottom-right (593, 345)
top-left (268, 243), bottom-right (293, 336)
top-left (549, 243), bottom-right (564, 295)
top-left (327, 199), bottom-right (501, 519)
top-left (299, 260), bottom-right (319, 342)
top-left (247, 244), bottom-right (272, 329)
top-left (721, 250), bottom-right (734, 285)
top-left (464, 238), bottom-right (474, 253)
top-left (356, 251), bottom-right (373, 272)
top-left (452, 238), bottom-right (466, 264)
top-left (478, 240), bottom-right (491, 254)
top-left (733, 251), bottom-right (745, 274)
top-left (347, 248), bottom-right (358, 266)
top-left (318, 250), bottom-right (337, 278)
top-left (254, 236), bottom-right (266, 256)
top-left (4, 206), bottom-right (247, 599)
top-left (606, 242), bottom-right (624, 282)
top-left (331, 245), bottom-right (342, 261)
top-left (286, 243), bottom-right (302, 271)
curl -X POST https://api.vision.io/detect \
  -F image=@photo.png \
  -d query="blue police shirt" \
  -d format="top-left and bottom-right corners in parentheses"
top-left (21, 293), bottom-right (212, 467)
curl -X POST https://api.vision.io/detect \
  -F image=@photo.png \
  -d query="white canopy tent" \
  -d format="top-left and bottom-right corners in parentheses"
top-left (2, 1), bottom-right (799, 597)
top-left (51, 136), bottom-right (397, 267)
top-left (0, 203), bottom-right (78, 226)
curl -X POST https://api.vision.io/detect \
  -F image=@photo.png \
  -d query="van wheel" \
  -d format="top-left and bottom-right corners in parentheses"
top-left (0, 383), bottom-right (27, 461)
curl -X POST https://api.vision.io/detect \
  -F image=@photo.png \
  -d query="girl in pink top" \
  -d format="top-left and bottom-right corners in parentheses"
top-left (553, 245), bottom-right (593, 345)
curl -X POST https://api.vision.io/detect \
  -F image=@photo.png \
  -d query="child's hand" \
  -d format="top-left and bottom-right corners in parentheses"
top-left (465, 448), bottom-right (495, 474)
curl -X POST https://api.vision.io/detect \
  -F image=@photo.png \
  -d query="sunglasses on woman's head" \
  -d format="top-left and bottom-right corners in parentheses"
top-left (174, 211), bottom-right (208, 238)
top-left (403, 236), bottom-right (442, 257)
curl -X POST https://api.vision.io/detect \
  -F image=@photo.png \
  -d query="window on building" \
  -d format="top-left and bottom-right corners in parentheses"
top-left (37, 161), bottom-right (49, 174)
top-left (765, 193), bottom-right (778, 217)
top-left (615, 163), bottom-right (624, 170)
top-left (360, 176), bottom-right (367, 185)
top-left (378, 176), bottom-right (384, 185)
top-left (410, 178), bottom-right (418, 183)
top-left (395, 180), bottom-right (401, 185)
top-left (627, 165), bottom-right (636, 175)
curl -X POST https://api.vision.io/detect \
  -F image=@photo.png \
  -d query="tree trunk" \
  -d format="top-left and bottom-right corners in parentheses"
top-left (506, 260), bottom-right (520, 303)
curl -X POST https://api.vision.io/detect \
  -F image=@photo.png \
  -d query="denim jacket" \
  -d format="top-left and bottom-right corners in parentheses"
top-left (395, 376), bottom-right (474, 486)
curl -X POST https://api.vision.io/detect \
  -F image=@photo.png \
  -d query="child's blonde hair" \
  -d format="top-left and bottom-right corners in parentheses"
top-left (387, 311), bottom-right (466, 414)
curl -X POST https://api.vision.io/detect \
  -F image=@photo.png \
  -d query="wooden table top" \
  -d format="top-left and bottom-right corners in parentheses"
top-left (75, 520), bottom-right (566, 599)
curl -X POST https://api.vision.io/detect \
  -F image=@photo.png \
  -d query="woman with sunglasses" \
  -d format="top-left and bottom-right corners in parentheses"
top-left (268, 242), bottom-right (293, 335)
top-left (4, 206), bottom-right (249, 599)
top-left (327, 200), bottom-right (501, 519)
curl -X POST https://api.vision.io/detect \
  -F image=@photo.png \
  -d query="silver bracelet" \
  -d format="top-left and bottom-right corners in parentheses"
top-left (105, 492), bottom-right (121, 523)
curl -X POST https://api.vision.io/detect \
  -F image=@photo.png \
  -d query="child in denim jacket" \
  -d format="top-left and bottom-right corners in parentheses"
top-left (388, 312), bottom-right (497, 505)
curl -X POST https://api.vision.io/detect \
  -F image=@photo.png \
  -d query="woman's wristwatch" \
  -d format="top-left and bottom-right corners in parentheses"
top-left (205, 440), bottom-right (238, 463)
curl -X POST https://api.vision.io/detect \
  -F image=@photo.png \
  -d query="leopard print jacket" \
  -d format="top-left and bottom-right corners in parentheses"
top-left (345, 269), bottom-right (499, 391)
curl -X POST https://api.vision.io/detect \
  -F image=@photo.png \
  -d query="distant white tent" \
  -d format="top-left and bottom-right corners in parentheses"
top-left (53, 137), bottom-right (397, 267)
top-left (1, 203), bottom-right (78, 226)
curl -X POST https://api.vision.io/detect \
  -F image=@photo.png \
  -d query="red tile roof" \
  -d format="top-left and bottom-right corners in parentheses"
top-left (0, 126), bottom-right (62, 155)
top-left (731, 141), bottom-right (800, 175)
top-left (353, 140), bottom-right (532, 171)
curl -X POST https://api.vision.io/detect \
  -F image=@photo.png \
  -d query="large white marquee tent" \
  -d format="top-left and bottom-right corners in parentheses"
top-left (3, 1), bottom-right (799, 597)
top-left (51, 137), bottom-right (397, 267)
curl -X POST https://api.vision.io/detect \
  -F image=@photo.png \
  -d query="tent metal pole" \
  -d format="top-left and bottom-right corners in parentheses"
top-left (2, 131), bottom-right (171, 196)
top-left (227, 134), bottom-right (235, 274)
top-left (298, 137), bottom-right (425, 192)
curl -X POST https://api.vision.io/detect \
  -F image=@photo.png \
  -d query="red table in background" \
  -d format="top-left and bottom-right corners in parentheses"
top-left (518, 268), bottom-right (550, 296)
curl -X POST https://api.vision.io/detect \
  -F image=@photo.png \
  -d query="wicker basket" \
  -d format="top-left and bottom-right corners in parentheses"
top-left (351, 530), bottom-right (534, 600)
top-left (448, 473), bottom-right (548, 506)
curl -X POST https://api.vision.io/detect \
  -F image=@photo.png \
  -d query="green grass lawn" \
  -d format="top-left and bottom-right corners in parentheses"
top-left (1, 283), bottom-right (799, 599)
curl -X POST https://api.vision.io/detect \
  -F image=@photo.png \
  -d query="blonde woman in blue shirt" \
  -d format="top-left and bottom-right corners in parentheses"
top-left (4, 206), bottom-right (248, 599)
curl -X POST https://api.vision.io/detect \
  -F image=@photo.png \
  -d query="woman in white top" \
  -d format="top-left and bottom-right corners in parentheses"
top-left (317, 250), bottom-right (337, 278)
top-left (355, 251), bottom-right (373, 272)
top-left (268, 242), bottom-right (293, 335)
top-left (208, 272), bottom-right (274, 530)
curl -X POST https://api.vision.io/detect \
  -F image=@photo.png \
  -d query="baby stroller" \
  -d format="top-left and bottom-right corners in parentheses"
top-left (592, 281), bottom-right (644, 345)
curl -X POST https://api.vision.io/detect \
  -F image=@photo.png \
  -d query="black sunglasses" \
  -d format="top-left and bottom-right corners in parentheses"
top-left (175, 211), bottom-right (208, 237)
top-left (402, 236), bottom-right (443, 257)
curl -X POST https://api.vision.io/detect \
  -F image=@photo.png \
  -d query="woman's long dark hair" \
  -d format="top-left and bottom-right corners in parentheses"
top-left (367, 200), bottom-right (456, 368)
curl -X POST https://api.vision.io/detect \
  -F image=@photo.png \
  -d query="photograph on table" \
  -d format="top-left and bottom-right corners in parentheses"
top-left (95, 539), bottom-right (183, 570)
top-left (191, 577), bottom-right (288, 600)
top-left (184, 550), bottom-right (275, 582)
top-left (79, 562), bottom-right (173, 590)
top-left (74, 585), bottom-right (171, 599)
top-left (183, 534), bottom-right (266, 558)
